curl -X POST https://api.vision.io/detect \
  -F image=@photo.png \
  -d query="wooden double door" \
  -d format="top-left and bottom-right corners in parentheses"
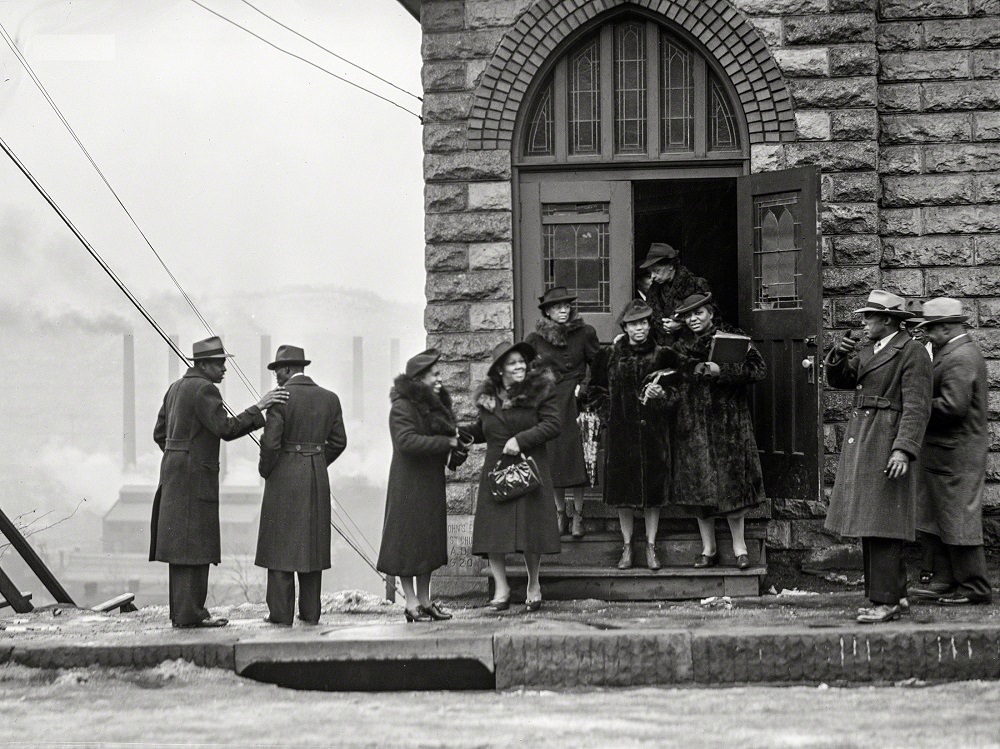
top-left (517, 166), bottom-right (823, 503)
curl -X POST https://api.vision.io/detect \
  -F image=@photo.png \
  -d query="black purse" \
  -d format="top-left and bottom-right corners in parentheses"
top-left (488, 452), bottom-right (541, 502)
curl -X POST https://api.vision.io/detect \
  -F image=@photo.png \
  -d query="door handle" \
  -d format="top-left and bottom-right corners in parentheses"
top-left (801, 355), bottom-right (818, 385)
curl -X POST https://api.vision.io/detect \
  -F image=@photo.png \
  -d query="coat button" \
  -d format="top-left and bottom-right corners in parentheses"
top-left (856, 385), bottom-right (863, 390)
top-left (848, 438), bottom-right (855, 444)
top-left (865, 411), bottom-right (871, 416)
top-left (295, 445), bottom-right (301, 451)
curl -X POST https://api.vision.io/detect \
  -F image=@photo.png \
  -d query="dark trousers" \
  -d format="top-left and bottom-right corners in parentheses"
top-left (266, 569), bottom-right (322, 624)
top-left (862, 537), bottom-right (907, 606)
top-left (168, 563), bottom-right (210, 626)
top-left (918, 531), bottom-right (993, 602)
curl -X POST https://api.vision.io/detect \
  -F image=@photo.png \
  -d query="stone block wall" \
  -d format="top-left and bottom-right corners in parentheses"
top-left (415, 0), bottom-right (1000, 588)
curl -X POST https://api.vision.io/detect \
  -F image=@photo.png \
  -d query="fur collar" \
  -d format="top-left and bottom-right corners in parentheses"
top-left (613, 333), bottom-right (657, 357)
top-left (534, 314), bottom-right (587, 347)
top-left (473, 365), bottom-right (555, 413)
top-left (390, 374), bottom-right (456, 436)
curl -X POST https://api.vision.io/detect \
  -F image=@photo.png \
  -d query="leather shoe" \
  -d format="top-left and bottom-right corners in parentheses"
top-left (645, 543), bottom-right (661, 570)
top-left (556, 510), bottom-right (569, 536)
top-left (525, 595), bottom-right (543, 612)
top-left (617, 544), bottom-right (633, 570)
top-left (404, 607), bottom-right (433, 623)
top-left (571, 513), bottom-right (585, 539)
top-left (173, 617), bottom-right (229, 629)
top-left (693, 552), bottom-right (718, 569)
top-left (262, 616), bottom-right (292, 626)
top-left (419, 602), bottom-right (453, 621)
top-left (488, 596), bottom-right (511, 612)
top-left (735, 554), bottom-right (751, 570)
top-left (909, 581), bottom-right (954, 599)
top-left (856, 604), bottom-right (901, 624)
top-left (936, 592), bottom-right (990, 606)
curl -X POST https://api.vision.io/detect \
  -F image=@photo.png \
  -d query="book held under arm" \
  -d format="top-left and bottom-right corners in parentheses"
top-left (708, 332), bottom-right (751, 364)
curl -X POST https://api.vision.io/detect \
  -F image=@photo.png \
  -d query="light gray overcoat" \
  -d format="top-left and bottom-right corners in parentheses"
top-left (824, 332), bottom-right (932, 541)
top-left (916, 335), bottom-right (989, 545)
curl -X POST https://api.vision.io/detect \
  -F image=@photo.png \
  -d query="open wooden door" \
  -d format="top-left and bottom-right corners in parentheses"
top-left (737, 166), bottom-right (822, 503)
top-left (519, 180), bottom-right (633, 341)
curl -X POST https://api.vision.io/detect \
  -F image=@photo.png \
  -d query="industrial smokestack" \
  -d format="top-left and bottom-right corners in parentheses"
top-left (123, 332), bottom-right (136, 471)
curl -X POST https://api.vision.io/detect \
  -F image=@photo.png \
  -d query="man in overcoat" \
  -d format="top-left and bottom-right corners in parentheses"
top-left (256, 345), bottom-right (347, 625)
top-left (909, 298), bottom-right (993, 605)
top-left (151, 336), bottom-right (287, 628)
top-left (825, 290), bottom-right (932, 623)
top-left (640, 242), bottom-right (711, 344)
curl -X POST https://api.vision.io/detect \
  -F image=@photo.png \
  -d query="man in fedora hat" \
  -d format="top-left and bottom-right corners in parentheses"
top-left (824, 290), bottom-right (932, 623)
top-left (151, 336), bottom-right (288, 628)
top-left (639, 242), bottom-right (711, 344)
top-left (908, 298), bottom-right (993, 605)
top-left (256, 345), bottom-right (347, 625)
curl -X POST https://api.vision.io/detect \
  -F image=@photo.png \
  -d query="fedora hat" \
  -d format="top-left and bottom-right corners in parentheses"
top-left (487, 340), bottom-right (536, 378)
top-left (639, 242), bottom-right (680, 269)
top-left (904, 299), bottom-right (924, 323)
top-left (915, 297), bottom-right (968, 327)
top-left (405, 348), bottom-right (441, 378)
top-left (618, 299), bottom-right (654, 326)
top-left (267, 344), bottom-right (311, 370)
top-left (853, 289), bottom-right (912, 318)
top-left (191, 335), bottom-right (234, 361)
top-left (538, 286), bottom-right (578, 310)
top-left (674, 292), bottom-right (714, 317)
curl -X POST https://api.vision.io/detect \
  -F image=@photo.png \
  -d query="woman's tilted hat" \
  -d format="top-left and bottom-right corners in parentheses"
top-left (617, 299), bottom-right (654, 326)
top-left (538, 286), bottom-right (578, 310)
top-left (191, 335), bottom-right (234, 361)
top-left (853, 289), bottom-right (912, 318)
top-left (674, 292), bottom-right (713, 317)
top-left (487, 340), bottom-right (536, 377)
top-left (405, 348), bottom-right (441, 378)
top-left (915, 297), bottom-right (968, 327)
top-left (267, 344), bottom-right (311, 370)
top-left (639, 242), bottom-right (680, 269)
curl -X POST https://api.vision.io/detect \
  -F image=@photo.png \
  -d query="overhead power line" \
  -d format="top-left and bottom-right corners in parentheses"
top-left (238, 0), bottom-right (422, 103)
top-left (189, 0), bottom-right (423, 122)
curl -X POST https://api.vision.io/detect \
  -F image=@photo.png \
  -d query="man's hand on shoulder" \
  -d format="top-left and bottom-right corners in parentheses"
top-left (257, 388), bottom-right (289, 411)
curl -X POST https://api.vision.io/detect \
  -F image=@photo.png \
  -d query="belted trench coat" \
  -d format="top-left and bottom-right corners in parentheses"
top-left (824, 332), bottom-right (932, 541)
top-left (255, 375), bottom-right (347, 572)
top-left (150, 368), bottom-right (265, 565)
top-left (916, 335), bottom-right (989, 545)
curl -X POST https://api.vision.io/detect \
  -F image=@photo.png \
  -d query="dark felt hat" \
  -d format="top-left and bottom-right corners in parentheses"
top-left (618, 299), bottom-right (654, 326)
top-left (674, 292), bottom-right (713, 317)
top-left (915, 297), bottom-right (968, 327)
top-left (639, 242), bottom-right (680, 269)
top-left (538, 286), bottom-right (578, 309)
top-left (191, 335), bottom-right (234, 361)
top-left (904, 299), bottom-right (924, 324)
top-left (267, 344), bottom-right (311, 370)
top-left (405, 348), bottom-right (441, 378)
top-left (487, 340), bottom-right (536, 378)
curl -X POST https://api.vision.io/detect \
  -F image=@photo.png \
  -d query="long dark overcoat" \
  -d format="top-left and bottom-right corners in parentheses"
top-left (255, 375), bottom-right (347, 572)
top-left (376, 375), bottom-right (457, 576)
top-left (589, 336), bottom-right (680, 508)
top-left (524, 315), bottom-right (601, 488)
top-left (668, 322), bottom-right (766, 517)
top-left (469, 367), bottom-right (562, 557)
top-left (825, 332), bottom-right (932, 540)
top-left (150, 368), bottom-right (264, 565)
top-left (916, 335), bottom-right (988, 545)
top-left (647, 266), bottom-right (711, 344)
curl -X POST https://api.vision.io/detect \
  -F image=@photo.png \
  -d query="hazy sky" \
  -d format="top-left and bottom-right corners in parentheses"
top-left (0, 0), bottom-right (425, 310)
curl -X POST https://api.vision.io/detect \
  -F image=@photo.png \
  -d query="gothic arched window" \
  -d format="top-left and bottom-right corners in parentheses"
top-left (519, 16), bottom-right (745, 163)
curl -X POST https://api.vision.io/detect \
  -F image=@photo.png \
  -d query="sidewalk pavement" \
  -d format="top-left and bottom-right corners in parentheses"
top-left (2, 591), bottom-right (998, 689)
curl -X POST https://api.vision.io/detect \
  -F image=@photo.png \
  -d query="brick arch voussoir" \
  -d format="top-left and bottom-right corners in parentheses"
top-left (467, 0), bottom-right (795, 150)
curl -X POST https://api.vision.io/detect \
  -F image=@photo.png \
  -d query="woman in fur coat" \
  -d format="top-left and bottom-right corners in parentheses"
top-left (588, 299), bottom-right (682, 570)
top-left (524, 286), bottom-right (601, 539)
top-left (376, 349), bottom-right (460, 623)
top-left (468, 341), bottom-right (561, 612)
top-left (668, 293), bottom-right (766, 570)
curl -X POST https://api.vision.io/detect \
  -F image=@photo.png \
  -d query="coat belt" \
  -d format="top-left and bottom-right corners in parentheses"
top-left (165, 438), bottom-right (191, 451)
top-left (281, 442), bottom-right (324, 455)
top-left (854, 394), bottom-right (900, 412)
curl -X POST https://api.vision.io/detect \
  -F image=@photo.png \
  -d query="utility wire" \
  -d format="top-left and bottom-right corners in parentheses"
top-left (189, 0), bottom-right (422, 122)
top-left (237, 0), bottom-right (422, 103)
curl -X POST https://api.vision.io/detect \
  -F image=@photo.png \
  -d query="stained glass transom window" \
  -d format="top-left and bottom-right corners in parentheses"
top-left (614, 22), bottom-right (646, 154)
top-left (525, 80), bottom-right (554, 156)
top-left (660, 37), bottom-right (692, 151)
top-left (570, 40), bottom-right (601, 155)
top-left (542, 202), bottom-right (611, 312)
top-left (753, 192), bottom-right (802, 310)
top-left (710, 76), bottom-right (740, 151)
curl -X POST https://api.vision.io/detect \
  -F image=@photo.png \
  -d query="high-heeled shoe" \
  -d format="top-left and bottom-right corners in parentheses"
top-left (735, 554), bottom-right (751, 570)
top-left (488, 595), bottom-right (510, 611)
top-left (404, 606), bottom-right (432, 623)
top-left (419, 602), bottom-right (453, 621)
top-left (693, 552), bottom-right (718, 568)
top-left (525, 597), bottom-right (543, 612)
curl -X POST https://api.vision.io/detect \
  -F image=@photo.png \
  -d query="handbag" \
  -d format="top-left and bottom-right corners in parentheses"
top-left (488, 452), bottom-right (541, 502)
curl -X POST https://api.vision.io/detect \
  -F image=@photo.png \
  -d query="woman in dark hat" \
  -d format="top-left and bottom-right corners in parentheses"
top-left (524, 286), bottom-right (601, 539)
top-left (468, 340), bottom-right (561, 611)
top-left (668, 292), bottom-right (766, 570)
top-left (376, 349), bottom-right (460, 622)
top-left (588, 299), bottom-right (683, 570)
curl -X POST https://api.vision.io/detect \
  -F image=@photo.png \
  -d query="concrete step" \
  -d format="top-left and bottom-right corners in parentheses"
top-left (575, 495), bottom-right (772, 520)
top-left (500, 564), bottom-right (764, 600)
top-left (518, 532), bottom-right (766, 569)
